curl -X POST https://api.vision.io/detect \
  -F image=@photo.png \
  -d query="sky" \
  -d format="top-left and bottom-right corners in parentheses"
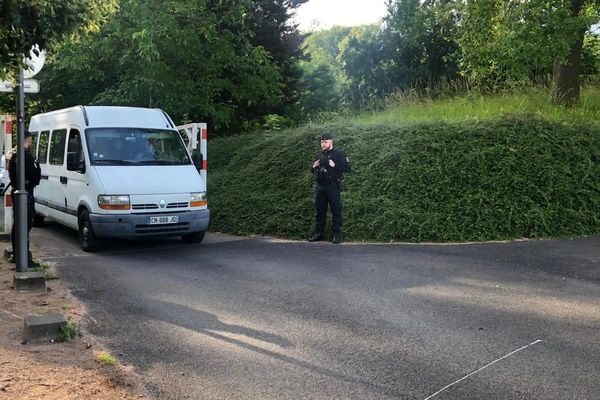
top-left (293, 0), bottom-right (388, 32)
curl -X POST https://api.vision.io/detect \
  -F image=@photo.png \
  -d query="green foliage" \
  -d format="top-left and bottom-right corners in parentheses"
top-left (298, 63), bottom-right (343, 116)
top-left (36, 0), bottom-right (288, 135)
top-left (263, 114), bottom-right (292, 131)
top-left (246, 0), bottom-right (308, 120)
top-left (35, 263), bottom-right (57, 280)
top-left (299, 26), bottom-right (351, 116)
top-left (60, 317), bottom-right (78, 341)
top-left (98, 352), bottom-right (118, 365)
top-left (383, 0), bottom-right (462, 88)
top-left (302, 0), bottom-right (464, 114)
top-left (458, 0), bottom-right (600, 89)
top-left (0, 0), bottom-right (117, 74)
top-left (303, 26), bottom-right (352, 73)
top-left (582, 34), bottom-right (600, 75)
top-left (209, 113), bottom-right (600, 242)
top-left (354, 86), bottom-right (600, 125)
top-left (339, 24), bottom-right (391, 109)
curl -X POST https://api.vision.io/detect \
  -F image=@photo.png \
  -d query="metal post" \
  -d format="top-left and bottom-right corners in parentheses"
top-left (14, 67), bottom-right (28, 272)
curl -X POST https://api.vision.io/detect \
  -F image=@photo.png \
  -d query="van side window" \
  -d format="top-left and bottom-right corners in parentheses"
top-left (38, 131), bottom-right (50, 164)
top-left (67, 129), bottom-right (84, 163)
top-left (49, 129), bottom-right (67, 165)
top-left (30, 132), bottom-right (39, 158)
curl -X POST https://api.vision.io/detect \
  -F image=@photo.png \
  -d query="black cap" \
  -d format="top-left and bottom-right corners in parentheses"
top-left (320, 133), bottom-right (333, 141)
top-left (24, 130), bottom-right (32, 139)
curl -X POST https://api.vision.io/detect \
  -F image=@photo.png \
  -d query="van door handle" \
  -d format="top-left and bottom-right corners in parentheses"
top-left (60, 176), bottom-right (68, 184)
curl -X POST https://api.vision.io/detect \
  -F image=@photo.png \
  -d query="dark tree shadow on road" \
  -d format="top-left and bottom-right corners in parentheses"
top-left (145, 299), bottom-right (293, 349)
top-left (142, 299), bottom-right (405, 398)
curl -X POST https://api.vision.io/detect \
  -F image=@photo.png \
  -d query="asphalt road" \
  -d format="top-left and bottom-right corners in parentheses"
top-left (31, 223), bottom-right (600, 400)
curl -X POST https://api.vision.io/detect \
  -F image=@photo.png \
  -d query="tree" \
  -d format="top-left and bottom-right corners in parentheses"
top-left (303, 26), bottom-right (352, 74)
top-left (383, 0), bottom-right (462, 90)
top-left (298, 63), bottom-right (341, 116)
top-left (247, 0), bottom-right (309, 119)
top-left (551, 0), bottom-right (596, 106)
top-left (338, 24), bottom-right (390, 109)
top-left (459, 0), bottom-right (600, 105)
top-left (36, 0), bottom-right (285, 135)
top-left (0, 0), bottom-right (117, 74)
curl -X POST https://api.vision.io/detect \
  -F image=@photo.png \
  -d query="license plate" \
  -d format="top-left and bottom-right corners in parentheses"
top-left (149, 216), bottom-right (179, 225)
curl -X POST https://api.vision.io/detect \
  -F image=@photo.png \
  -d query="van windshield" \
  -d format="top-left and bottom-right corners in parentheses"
top-left (85, 128), bottom-right (191, 166)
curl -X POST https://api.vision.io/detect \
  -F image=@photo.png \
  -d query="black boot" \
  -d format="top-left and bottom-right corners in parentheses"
top-left (332, 233), bottom-right (341, 244)
top-left (308, 232), bottom-right (323, 242)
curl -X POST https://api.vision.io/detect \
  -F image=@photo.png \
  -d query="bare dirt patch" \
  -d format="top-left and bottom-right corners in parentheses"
top-left (0, 242), bottom-right (149, 399)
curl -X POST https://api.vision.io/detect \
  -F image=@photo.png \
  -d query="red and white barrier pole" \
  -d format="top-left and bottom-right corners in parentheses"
top-left (199, 123), bottom-right (207, 188)
top-left (176, 122), bottom-right (208, 190)
top-left (3, 116), bottom-right (13, 234)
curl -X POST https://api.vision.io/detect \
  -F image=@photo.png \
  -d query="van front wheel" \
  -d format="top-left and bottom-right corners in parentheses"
top-left (78, 210), bottom-right (100, 252)
top-left (181, 231), bottom-right (205, 244)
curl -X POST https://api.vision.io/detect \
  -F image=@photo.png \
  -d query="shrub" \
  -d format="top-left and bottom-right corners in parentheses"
top-left (208, 116), bottom-right (600, 242)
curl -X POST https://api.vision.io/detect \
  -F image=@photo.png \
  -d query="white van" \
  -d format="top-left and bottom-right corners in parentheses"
top-left (28, 106), bottom-right (210, 251)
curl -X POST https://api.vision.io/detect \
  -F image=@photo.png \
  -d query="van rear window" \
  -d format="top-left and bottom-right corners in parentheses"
top-left (38, 131), bottom-right (50, 164)
top-left (49, 129), bottom-right (67, 165)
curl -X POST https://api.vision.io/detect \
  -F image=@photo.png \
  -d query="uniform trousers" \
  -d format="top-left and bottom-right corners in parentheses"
top-left (314, 181), bottom-right (342, 235)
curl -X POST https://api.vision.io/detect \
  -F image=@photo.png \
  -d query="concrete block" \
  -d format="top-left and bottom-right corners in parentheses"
top-left (13, 271), bottom-right (46, 292)
top-left (23, 314), bottom-right (67, 343)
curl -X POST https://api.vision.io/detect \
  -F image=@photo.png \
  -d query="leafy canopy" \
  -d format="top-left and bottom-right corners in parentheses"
top-left (0, 0), bottom-right (117, 74)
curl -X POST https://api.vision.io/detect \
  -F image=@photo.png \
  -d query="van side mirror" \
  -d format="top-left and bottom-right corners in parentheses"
top-left (193, 151), bottom-right (203, 171)
top-left (66, 152), bottom-right (86, 173)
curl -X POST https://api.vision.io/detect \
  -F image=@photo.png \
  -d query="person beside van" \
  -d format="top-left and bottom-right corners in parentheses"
top-left (7, 130), bottom-right (42, 267)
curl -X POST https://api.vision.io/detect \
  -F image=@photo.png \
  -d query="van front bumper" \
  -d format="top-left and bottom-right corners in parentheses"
top-left (89, 209), bottom-right (210, 239)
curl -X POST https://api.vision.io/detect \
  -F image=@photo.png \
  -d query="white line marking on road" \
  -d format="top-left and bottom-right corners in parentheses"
top-left (423, 339), bottom-right (544, 400)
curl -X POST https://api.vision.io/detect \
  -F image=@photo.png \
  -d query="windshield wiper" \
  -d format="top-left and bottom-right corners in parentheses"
top-left (136, 160), bottom-right (186, 165)
top-left (93, 159), bottom-right (137, 165)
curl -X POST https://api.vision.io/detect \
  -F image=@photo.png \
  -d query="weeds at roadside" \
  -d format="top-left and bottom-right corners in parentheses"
top-left (38, 306), bottom-right (51, 315)
top-left (98, 352), bottom-right (118, 366)
top-left (60, 317), bottom-right (79, 341)
top-left (35, 263), bottom-right (58, 280)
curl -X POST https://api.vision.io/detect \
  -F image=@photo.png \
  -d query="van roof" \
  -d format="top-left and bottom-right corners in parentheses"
top-left (29, 106), bottom-right (175, 130)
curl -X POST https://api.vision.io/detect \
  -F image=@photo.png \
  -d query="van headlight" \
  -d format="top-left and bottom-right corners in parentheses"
top-left (98, 195), bottom-right (130, 210)
top-left (190, 192), bottom-right (207, 207)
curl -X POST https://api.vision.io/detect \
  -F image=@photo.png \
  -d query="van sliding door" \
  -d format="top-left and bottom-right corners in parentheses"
top-left (63, 128), bottom-right (87, 228)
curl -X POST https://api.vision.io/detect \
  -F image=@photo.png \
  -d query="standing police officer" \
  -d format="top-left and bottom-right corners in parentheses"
top-left (308, 133), bottom-right (351, 244)
top-left (7, 130), bottom-right (41, 268)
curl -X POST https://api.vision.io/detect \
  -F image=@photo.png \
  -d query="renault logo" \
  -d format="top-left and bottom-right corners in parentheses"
top-left (159, 200), bottom-right (166, 208)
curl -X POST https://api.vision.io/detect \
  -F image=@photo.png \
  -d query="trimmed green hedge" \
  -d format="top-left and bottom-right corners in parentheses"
top-left (208, 116), bottom-right (600, 242)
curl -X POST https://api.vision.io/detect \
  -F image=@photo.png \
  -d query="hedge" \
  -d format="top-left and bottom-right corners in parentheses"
top-left (208, 116), bottom-right (600, 242)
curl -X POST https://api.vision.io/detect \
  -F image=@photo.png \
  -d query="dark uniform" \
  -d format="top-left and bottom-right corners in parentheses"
top-left (7, 132), bottom-right (42, 267)
top-left (309, 133), bottom-right (351, 244)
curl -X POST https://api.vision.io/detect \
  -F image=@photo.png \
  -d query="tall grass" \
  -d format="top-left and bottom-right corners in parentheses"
top-left (351, 86), bottom-right (600, 125)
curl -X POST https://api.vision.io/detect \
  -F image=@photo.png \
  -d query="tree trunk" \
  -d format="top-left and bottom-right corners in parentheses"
top-left (552, 32), bottom-right (585, 106)
top-left (551, 0), bottom-right (585, 107)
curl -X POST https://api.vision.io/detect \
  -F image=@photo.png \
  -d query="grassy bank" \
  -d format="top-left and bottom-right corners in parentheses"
top-left (209, 114), bottom-right (600, 242)
top-left (353, 86), bottom-right (600, 125)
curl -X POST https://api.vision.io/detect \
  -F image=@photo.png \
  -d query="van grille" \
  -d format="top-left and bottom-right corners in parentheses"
top-left (167, 202), bottom-right (188, 209)
top-left (132, 203), bottom-right (159, 210)
top-left (135, 222), bottom-right (190, 234)
top-left (132, 202), bottom-right (188, 210)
